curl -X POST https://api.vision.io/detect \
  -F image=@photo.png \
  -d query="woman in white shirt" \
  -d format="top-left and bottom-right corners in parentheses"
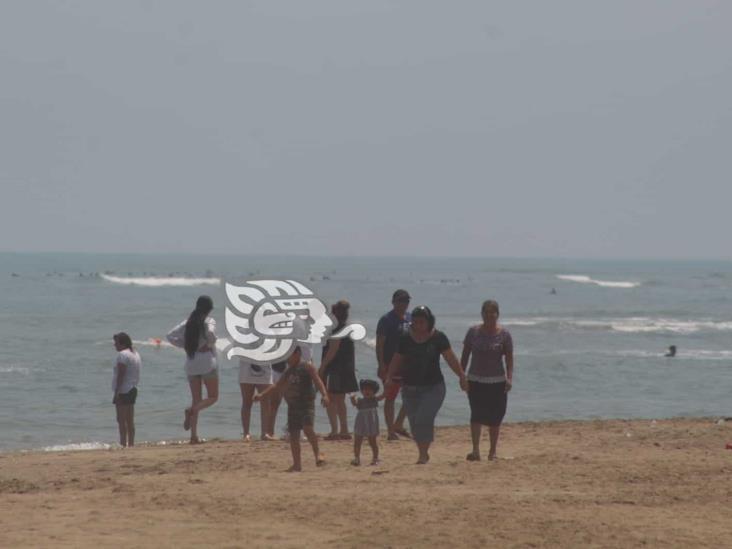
top-left (167, 295), bottom-right (219, 444)
top-left (112, 332), bottom-right (141, 447)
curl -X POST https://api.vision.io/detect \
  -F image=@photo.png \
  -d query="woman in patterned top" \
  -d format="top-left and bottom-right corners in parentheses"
top-left (461, 300), bottom-right (514, 461)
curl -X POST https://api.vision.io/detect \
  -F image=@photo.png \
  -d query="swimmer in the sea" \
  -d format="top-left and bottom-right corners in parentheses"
top-left (665, 345), bottom-right (677, 357)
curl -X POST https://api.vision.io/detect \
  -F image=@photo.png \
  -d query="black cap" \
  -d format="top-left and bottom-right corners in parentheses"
top-left (392, 289), bottom-right (411, 303)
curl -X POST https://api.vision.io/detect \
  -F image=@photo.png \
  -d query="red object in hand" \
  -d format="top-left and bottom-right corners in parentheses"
top-left (726, 443), bottom-right (732, 450)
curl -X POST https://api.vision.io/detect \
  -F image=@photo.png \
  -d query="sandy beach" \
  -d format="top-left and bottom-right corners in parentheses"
top-left (1, 418), bottom-right (731, 548)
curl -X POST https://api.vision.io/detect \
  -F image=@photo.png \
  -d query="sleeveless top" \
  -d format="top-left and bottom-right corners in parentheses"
top-left (322, 326), bottom-right (355, 376)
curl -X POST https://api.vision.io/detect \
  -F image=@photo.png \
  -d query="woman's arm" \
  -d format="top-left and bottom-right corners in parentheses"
top-left (166, 321), bottom-right (186, 348)
top-left (307, 363), bottom-right (330, 406)
top-left (255, 371), bottom-right (289, 402)
top-left (442, 349), bottom-right (468, 392)
top-left (318, 339), bottom-right (340, 378)
top-left (114, 362), bottom-right (127, 395)
top-left (385, 353), bottom-right (404, 386)
top-left (505, 350), bottom-right (514, 392)
top-left (375, 334), bottom-right (387, 379)
top-left (460, 330), bottom-right (472, 372)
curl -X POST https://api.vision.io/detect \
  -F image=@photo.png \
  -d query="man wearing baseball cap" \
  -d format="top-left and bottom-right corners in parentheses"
top-left (376, 289), bottom-right (412, 440)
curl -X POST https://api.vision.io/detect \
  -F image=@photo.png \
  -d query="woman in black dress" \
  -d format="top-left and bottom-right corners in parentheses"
top-left (319, 300), bottom-right (359, 440)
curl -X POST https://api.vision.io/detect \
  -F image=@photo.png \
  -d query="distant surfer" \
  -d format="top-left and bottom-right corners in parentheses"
top-left (550, 288), bottom-right (557, 295)
top-left (665, 345), bottom-right (677, 358)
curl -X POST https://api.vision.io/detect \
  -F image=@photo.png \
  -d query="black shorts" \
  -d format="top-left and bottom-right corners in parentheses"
top-left (115, 387), bottom-right (138, 405)
top-left (467, 381), bottom-right (506, 426)
top-left (287, 398), bottom-right (315, 433)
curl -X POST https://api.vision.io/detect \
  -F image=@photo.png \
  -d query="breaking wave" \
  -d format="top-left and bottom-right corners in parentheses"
top-left (557, 274), bottom-right (640, 289)
top-left (101, 274), bottom-right (220, 287)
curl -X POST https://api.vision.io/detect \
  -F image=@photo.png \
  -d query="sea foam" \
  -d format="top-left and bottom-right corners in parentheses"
top-left (557, 274), bottom-right (640, 289)
top-left (101, 274), bottom-right (220, 287)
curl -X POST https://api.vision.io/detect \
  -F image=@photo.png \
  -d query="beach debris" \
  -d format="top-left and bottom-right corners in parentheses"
top-left (716, 419), bottom-right (726, 426)
top-left (625, 431), bottom-right (633, 438)
top-left (651, 420), bottom-right (658, 427)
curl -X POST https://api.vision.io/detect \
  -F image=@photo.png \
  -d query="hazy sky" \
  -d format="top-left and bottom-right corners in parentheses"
top-left (1, 1), bottom-right (730, 259)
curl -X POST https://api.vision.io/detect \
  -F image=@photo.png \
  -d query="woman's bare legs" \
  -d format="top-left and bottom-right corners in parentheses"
top-left (488, 425), bottom-right (501, 459)
top-left (416, 441), bottom-right (431, 464)
top-left (188, 375), bottom-right (219, 443)
top-left (188, 377), bottom-right (202, 443)
top-left (116, 404), bottom-right (129, 447)
top-left (335, 394), bottom-right (349, 435)
top-left (267, 391), bottom-right (282, 437)
top-left (240, 384), bottom-right (256, 440)
top-left (325, 393), bottom-right (339, 436)
top-left (468, 422), bottom-right (482, 460)
top-left (125, 405), bottom-right (135, 447)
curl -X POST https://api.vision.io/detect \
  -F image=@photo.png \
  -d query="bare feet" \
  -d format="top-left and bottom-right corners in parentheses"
top-left (261, 434), bottom-right (276, 441)
top-left (183, 408), bottom-right (192, 431)
top-left (416, 454), bottom-right (430, 465)
top-left (488, 453), bottom-right (497, 461)
top-left (351, 458), bottom-right (361, 466)
top-left (370, 459), bottom-right (380, 466)
top-left (466, 452), bottom-right (481, 461)
top-left (189, 436), bottom-right (200, 445)
top-left (324, 433), bottom-right (340, 441)
top-left (286, 465), bottom-right (302, 473)
top-left (316, 455), bottom-right (326, 467)
top-left (242, 434), bottom-right (252, 442)
top-left (387, 433), bottom-right (400, 441)
top-left (339, 433), bottom-right (352, 440)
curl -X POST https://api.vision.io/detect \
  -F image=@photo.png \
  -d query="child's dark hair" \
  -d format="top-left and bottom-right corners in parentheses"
top-left (359, 379), bottom-right (380, 393)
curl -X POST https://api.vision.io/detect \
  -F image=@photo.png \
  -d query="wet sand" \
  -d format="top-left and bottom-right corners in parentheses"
top-left (1, 418), bottom-right (731, 548)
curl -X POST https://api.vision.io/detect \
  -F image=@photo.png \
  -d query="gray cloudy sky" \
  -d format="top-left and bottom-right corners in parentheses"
top-left (1, 1), bottom-right (730, 259)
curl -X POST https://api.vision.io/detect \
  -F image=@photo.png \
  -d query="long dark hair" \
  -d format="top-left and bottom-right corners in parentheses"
top-left (184, 296), bottom-right (214, 359)
top-left (113, 332), bottom-right (133, 351)
top-left (331, 299), bottom-right (350, 331)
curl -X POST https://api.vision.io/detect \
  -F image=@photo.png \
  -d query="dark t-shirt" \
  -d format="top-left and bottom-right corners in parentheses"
top-left (284, 362), bottom-right (315, 404)
top-left (396, 330), bottom-right (451, 386)
top-left (377, 310), bottom-right (412, 367)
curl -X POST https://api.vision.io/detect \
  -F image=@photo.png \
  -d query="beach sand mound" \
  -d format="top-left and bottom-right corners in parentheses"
top-left (1, 419), bottom-right (731, 548)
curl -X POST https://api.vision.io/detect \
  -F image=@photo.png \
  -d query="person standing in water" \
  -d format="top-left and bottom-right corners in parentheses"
top-left (461, 300), bottom-right (514, 461)
top-left (112, 332), bottom-right (141, 448)
top-left (256, 346), bottom-right (329, 472)
top-left (376, 289), bottom-right (412, 440)
top-left (386, 306), bottom-right (467, 464)
top-left (167, 295), bottom-right (219, 444)
top-left (320, 300), bottom-right (359, 440)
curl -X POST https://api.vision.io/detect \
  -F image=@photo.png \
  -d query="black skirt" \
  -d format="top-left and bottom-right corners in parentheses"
top-left (467, 381), bottom-right (507, 426)
top-left (326, 367), bottom-right (359, 394)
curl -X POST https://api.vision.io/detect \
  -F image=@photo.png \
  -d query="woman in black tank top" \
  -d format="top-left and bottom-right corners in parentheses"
top-left (319, 300), bottom-right (359, 440)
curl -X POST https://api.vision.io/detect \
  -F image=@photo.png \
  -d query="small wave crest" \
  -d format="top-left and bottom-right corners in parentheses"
top-left (101, 274), bottom-right (220, 287)
top-left (0, 365), bottom-right (30, 375)
top-left (557, 274), bottom-right (640, 289)
top-left (503, 316), bottom-right (732, 334)
top-left (42, 442), bottom-right (112, 452)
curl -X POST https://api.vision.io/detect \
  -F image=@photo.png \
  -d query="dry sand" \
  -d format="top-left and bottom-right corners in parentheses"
top-left (1, 418), bottom-right (732, 548)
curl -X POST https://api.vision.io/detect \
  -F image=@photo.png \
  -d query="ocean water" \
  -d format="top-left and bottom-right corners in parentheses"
top-left (1, 252), bottom-right (731, 452)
